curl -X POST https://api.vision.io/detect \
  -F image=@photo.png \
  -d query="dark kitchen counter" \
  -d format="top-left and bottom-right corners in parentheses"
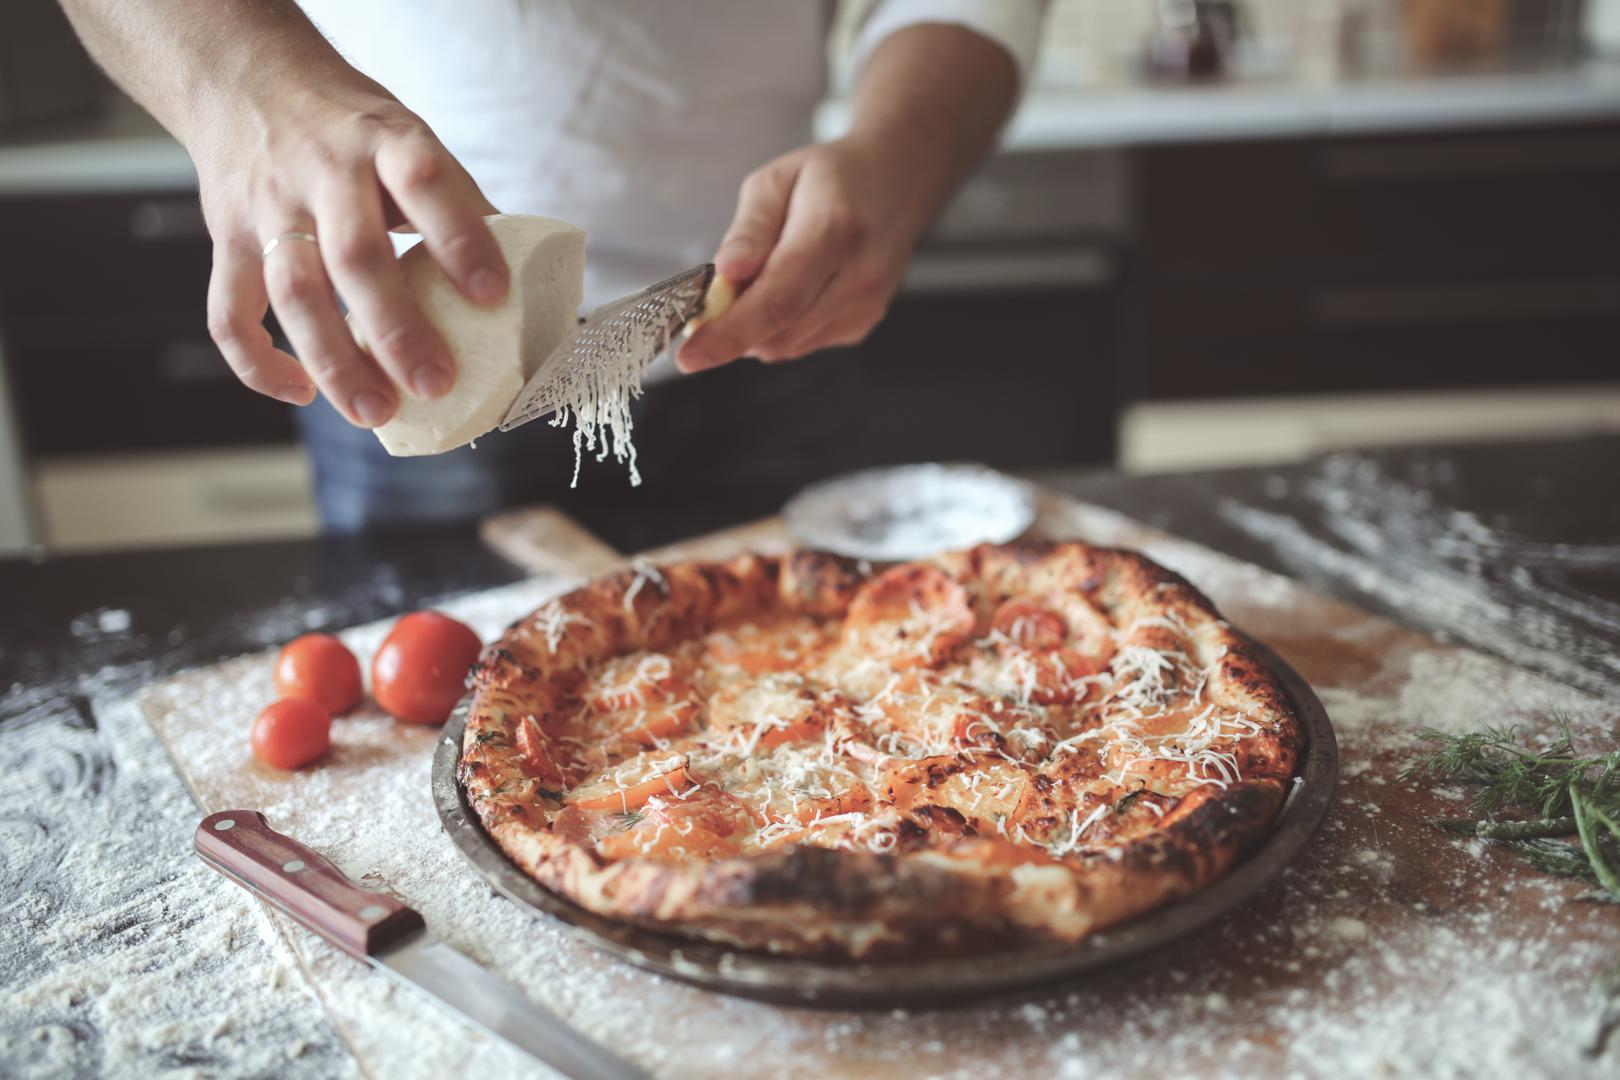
top-left (3, 434), bottom-right (1618, 1076)
top-left (6, 434), bottom-right (1617, 703)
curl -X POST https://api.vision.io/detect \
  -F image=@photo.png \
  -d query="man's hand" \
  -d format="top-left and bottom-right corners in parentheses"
top-left (198, 83), bottom-right (507, 428)
top-left (676, 134), bottom-right (928, 372)
top-left (58, 0), bottom-right (509, 429)
top-left (675, 23), bottom-right (1020, 374)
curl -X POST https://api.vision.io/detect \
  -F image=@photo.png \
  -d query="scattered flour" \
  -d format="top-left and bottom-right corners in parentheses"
top-left (2, 566), bottom-right (500, 1078)
top-left (7, 497), bottom-right (1619, 1079)
top-left (0, 672), bottom-right (353, 1079)
top-left (1211, 451), bottom-right (1620, 696)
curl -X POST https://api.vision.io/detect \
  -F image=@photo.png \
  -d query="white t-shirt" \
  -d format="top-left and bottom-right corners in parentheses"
top-left (296, 1), bottom-right (1043, 373)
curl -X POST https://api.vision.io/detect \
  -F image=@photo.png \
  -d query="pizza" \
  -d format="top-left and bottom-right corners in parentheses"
top-left (459, 542), bottom-right (1302, 959)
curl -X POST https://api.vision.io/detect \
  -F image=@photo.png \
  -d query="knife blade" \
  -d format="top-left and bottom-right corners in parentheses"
top-left (195, 809), bottom-right (651, 1080)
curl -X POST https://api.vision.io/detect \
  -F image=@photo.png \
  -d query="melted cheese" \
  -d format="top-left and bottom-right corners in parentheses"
top-left (533, 560), bottom-right (1274, 868)
top-left (534, 600), bottom-right (587, 654)
top-left (622, 559), bottom-right (666, 612)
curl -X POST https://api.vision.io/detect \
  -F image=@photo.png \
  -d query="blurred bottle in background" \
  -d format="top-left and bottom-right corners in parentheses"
top-left (1045, 0), bottom-right (1594, 89)
top-left (1403, 0), bottom-right (1507, 70)
top-left (1141, 0), bottom-right (1249, 81)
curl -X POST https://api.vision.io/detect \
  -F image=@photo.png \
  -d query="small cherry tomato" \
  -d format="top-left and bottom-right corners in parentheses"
top-left (274, 633), bottom-right (363, 715)
top-left (371, 611), bottom-right (483, 725)
top-left (251, 698), bottom-right (332, 770)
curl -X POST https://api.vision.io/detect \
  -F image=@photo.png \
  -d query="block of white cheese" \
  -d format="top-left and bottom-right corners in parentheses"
top-left (366, 213), bottom-right (586, 456)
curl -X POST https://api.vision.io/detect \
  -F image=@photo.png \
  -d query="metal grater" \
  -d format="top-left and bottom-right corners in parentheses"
top-left (499, 263), bottom-right (716, 432)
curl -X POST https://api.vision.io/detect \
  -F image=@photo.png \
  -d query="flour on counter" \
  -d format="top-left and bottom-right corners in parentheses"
top-left (11, 498), bottom-right (1620, 1079)
top-left (0, 683), bottom-right (354, 1079)
top-left (1213, 450), bottom-right (1620, 696)
top-left (2, 566), bottom-right (500, 1079)
top-left (111, 507), bottom-right (1620, 1079)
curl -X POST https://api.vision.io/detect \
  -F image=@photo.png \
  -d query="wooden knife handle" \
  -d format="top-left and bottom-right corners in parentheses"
top-left (194, 810), bottom-right (424, 959)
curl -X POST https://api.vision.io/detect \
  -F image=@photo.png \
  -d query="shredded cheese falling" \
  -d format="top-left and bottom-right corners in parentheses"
top-left (544, 310), bottom-right (674, 487)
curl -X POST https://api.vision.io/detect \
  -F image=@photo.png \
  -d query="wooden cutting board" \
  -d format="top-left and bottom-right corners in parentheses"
top-left (140, 495), bottom-right (1620, 1079)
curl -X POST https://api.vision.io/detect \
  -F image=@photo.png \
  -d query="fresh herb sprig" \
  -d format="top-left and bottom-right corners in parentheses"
top-left (1403, 717), bottom-right (1620, 820)
top-left (1403, 717), bottom-right (1620, 1055)
top-left (1402, 716), bottom-right (1620, 896)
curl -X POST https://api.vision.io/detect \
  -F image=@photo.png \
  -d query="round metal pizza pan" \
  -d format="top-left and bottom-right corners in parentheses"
top-left (431, 635), bottom-right (1337, 1008)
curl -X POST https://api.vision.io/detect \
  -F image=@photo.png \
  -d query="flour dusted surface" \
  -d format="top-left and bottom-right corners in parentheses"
top-left (0, 657), bottom-right (352, 1078)
top-left (17, 496), bottom-right (1616, 1078)
top-left (1215, 450), bottom-right (1620, 696)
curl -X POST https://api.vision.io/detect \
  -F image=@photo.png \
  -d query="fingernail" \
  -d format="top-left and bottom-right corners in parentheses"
top-left (411, 364), bottom-right (454, 399)
top-left (276, 384), bottom-right (316, 406)
top-left (351, 390), bottom-right (392, 427)
top-left (470, 267), bottom-right (507, 304)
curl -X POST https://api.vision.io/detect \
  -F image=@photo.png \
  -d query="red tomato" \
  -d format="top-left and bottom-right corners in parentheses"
top-left (274, 633), bottom-right (363, 715)
top-left (251, 699), bottom-right (331, 770)
top-left (371, 611), bottom-right (483, 725)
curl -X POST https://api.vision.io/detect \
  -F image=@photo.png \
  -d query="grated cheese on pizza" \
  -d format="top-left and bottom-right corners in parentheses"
top-left (460, 543), bottom-right (1304, 959)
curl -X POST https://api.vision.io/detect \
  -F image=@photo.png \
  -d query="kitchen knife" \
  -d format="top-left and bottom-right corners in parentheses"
top-left (195, 810), bottom-right (651, 1080)
top-left (498, 263), bottom-right (716, 433)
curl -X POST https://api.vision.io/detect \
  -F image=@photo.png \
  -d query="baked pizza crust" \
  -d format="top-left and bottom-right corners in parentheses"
top-left (460, 543), bottom-right (1301, 959)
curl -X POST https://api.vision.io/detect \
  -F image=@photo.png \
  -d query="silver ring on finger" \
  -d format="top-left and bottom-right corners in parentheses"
top-left (260, 232), bottom-right (319, 260)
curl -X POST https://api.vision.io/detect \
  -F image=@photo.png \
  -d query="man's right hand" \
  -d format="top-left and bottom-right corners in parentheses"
top-left (56, 0), bottom-right (510, 427)
top-left (195, 78), bottom-right (508, 428)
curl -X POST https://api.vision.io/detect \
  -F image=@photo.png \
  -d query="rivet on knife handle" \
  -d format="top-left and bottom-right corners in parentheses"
top-left (194, 809), bottom-right (424, 960)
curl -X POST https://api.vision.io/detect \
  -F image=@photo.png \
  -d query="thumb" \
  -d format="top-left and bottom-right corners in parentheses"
top-left (714, 158), bottom-right (798, 283)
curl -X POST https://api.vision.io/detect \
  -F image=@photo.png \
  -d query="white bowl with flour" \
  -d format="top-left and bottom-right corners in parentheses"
top-left (783, 463), bottom-right (1037, 561)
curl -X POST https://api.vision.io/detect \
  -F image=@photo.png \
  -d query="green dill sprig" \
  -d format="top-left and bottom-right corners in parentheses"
top-left (1401, 717), bottom-right (1620, 820)
top-left (1573, 780), bottom-right (1620, 899)
top-left (1505, 835), bottom-right (1606, 882)
top-left (1429, 816), bottom-right (1577, 840)
top-left (1402, 716), bottom-right (1620, 901)
top-left (1404, 718), bottom-right (1620, 1056)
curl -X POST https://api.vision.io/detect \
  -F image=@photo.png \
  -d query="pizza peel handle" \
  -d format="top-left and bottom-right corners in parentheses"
top-left (194, 810), bottom-right (424, 960)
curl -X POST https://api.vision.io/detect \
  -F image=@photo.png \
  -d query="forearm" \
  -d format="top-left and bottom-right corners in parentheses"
top-left (844, 23), bottom-right (1020, 236)
top-left (57, 0), bottom-right (371, 148)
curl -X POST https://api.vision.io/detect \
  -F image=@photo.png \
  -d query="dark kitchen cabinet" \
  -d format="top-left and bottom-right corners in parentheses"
top-left (0, 136), bottom-right (1129, 477)
top-left (1128, 121), bottom-right (1620, 400)
top-left (0, 191), bottom-right (295, 455)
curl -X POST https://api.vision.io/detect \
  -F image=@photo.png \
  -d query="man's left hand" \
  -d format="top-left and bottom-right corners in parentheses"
top-left (676, 133), bottom-right (934, 372)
